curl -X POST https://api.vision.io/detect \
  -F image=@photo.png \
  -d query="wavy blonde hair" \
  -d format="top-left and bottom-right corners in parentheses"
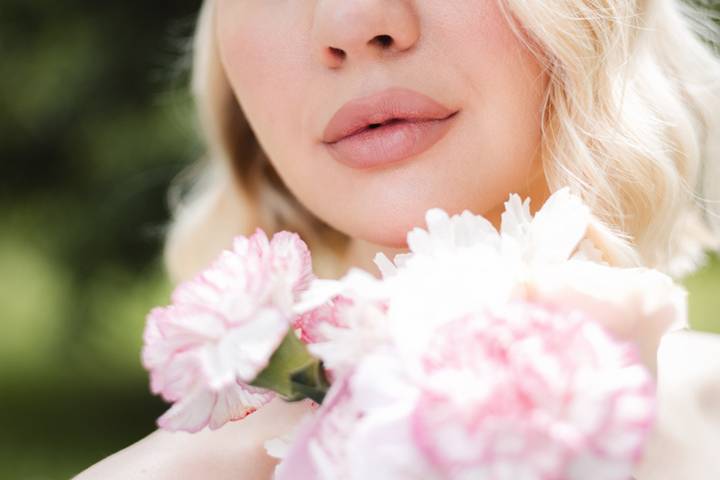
top-left (165, 0), bottom-right (720, 282)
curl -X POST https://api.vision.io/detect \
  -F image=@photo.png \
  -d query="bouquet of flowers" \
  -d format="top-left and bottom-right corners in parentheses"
top-left (142, 189), bottom-right (686, 480)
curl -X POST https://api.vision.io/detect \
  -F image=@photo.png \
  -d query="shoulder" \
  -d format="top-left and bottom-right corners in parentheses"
top-left (73, 398), bottom-right (311, 480)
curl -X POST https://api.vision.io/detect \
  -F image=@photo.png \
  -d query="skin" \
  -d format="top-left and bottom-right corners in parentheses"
top-left (216, 0), bottom-right (550, 252)
top-left (74, 398), bottom-right (311, 480)
top-left (75, 1), bottom-right (550, 478)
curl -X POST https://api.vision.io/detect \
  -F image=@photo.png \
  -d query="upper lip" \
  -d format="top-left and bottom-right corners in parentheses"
top-left (322, 88), bottom-right (457, 144)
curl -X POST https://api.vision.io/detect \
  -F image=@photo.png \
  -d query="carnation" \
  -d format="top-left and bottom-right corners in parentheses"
top-left (278, 302), bottom-right (656, 480)
top-left (142, 229), bottom-right (313, 432)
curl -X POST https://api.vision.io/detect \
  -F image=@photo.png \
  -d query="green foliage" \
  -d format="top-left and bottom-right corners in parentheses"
top-left (0, 229), bottom-right (70, 375)
top-left (684, 253), bottom-right (720, 334)
top-left (0, 1), bottom-right (200, 478)
top-left (252, 330), bottom-right (330, 404)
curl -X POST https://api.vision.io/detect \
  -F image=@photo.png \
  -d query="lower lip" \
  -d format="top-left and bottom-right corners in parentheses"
top-left (324, 114), bottom-right (458, 169)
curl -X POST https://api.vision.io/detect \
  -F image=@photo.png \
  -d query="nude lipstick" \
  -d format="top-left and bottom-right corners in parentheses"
top-left (322, 88), bottom-right (458, 169)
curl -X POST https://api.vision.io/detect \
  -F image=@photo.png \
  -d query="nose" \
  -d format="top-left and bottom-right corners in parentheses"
top-left (312, 0), bottom-right (421, 69)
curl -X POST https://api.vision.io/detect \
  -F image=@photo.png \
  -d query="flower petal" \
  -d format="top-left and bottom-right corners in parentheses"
top-left (275, 376), bottom-right (358, 480)
top-left (157, 387), bottom-right (216, 433)
top-left (527, 188), bottom-right (590, 263)
top-left (208, 383), bottom-right (274, 430)
top-left (500, 193), bottom-right (532, 239)
top-left (200, 307), bottom-right (290, 386)
top-left (270, 231), bottom-right (314, 298)
top-left (528, 261), bottom-right (687, 373)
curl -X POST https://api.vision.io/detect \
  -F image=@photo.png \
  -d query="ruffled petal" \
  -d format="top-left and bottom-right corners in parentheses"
top-left (157, 387), bottom-right (216, 433)
top-left (275, 376), bottom-right (359, 480)
top-left (527, 261), bottom-right (687, 373)
top-left (500, 193), bottom-right (532, 239)
top-left (527, 188), bottom-right (590, 263)
top-left (270, 231), bottom-right (314, 298)
top-left (373, 252), bottom-right (398, 279)
top-left (208, 383), bottom-right (274, 430)
top-left (200, 307), bottom-right (290, 386)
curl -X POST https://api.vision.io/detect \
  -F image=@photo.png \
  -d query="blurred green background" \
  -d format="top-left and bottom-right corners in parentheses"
top-left (1, 1), bottom-right (198, 478)
top-left (0, 1), bottom-right (719, 479)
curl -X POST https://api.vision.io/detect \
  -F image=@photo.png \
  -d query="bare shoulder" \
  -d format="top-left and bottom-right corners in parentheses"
top-left (73, 399), bottom-right (311, 480)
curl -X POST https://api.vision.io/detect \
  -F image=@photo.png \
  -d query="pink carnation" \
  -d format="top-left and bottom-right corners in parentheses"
top-left (292, 295), bottom-right (352, 344)
top-left (277, 302), bottom-right (655, 480)
top-left (411, 303), bottom-right (655, 480)
top-left (142, 229), bottom-right (313, 432)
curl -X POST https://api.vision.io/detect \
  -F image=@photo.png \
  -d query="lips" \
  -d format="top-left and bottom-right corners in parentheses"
top-left (322, 88), bottom-right (458, 169)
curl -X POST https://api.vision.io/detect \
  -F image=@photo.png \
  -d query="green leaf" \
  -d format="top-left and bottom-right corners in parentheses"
top-left (290, 360), bottom-right (330, 404)
top-left (251, 329), bottom-right (330, 403)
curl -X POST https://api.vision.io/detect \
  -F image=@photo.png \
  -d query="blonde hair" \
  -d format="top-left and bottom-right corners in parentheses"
top-left (164, 0), bottom-right (720, 282)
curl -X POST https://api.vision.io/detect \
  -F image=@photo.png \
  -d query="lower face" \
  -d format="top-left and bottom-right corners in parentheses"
top-left (215, 0), bottom-right (550, 248)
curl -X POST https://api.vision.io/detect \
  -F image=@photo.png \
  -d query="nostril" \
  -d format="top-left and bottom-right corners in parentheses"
top-left (327, 46), bottom-right (346, 61)
top-left (371, 35), bottom-right (394, 49)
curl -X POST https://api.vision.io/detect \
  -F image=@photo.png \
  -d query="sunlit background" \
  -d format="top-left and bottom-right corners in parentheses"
top-left (1, 1), bottom-right (719, 479)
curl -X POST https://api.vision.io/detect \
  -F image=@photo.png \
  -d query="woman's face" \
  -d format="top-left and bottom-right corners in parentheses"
top-left (215, 0), bottom-right (549, 248)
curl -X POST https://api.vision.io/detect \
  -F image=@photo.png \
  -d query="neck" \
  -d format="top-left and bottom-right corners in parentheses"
top-left (341, 238), bottom-right (407, 278)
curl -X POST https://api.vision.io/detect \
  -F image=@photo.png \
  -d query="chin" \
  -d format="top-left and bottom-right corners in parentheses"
top-left (283, 151), bottom-right (541, 252)
top-left (319, 197), bottom-right (460, 250)
top-left (356, 225), bottom-right (415, 250)
top-left (338, 213), bottom-right (417, 249)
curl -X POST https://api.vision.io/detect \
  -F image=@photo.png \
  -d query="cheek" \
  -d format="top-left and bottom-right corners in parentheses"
top-left (215, 2), bottom-right (311, 152)
top-left (443, 0), bottom-right (548, 125)
top-left (436, 1), bottom-right (549, 199)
